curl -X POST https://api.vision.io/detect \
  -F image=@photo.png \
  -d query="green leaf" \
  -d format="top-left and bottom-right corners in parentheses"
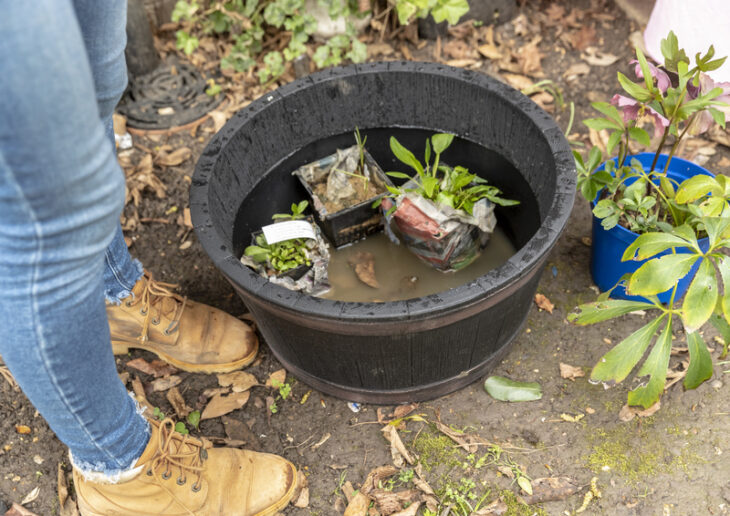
top-left (684, 331), bottom-right (713, 390)
top-left (386, 171), bottom-right (412, 179)
top-left (584, 118), bottom-right (623, 132)
top-left (719, 256), bottom-right (730, 324)
top-left (395, 0), bottom-right (418, 24)
top-left (174, 421), bottom-right (189, 435)
top-left (622, 231), bottom-right (694, 261)
top-left (591, 315), bottom-right (665, 385)
top-left (430, 0), bottom-right (470, 25)
top-left (627, 319), bottom-right (672, 409)
top-left (517, 476), bottom-right (533, 496)
top-left (675, 175), bottom-right (722, 203)
top-left (627, 253), bottom-right (699, 296)
top-left (635, 46), bottom-right (654, 92)
top-left (708, 107), bottom-right (727, 129)
top-left (682, 259), bottom-right (717, 331)
top-left (431, 133), bottom-right (455, 154)
top-left (617, 72), bottom-right (653, 102)
top-left (628, 127), bottom-right (651, 147)
top-left (187, 410), bottom-right (201, 430)
top-left (568, 299), bottom-right (655, 325)
top-left (591, 102), bottom-right (624, 127)
top-left (607, 130), bottom-right (622, 154)
top-left (483, 376), bottom-right (542, 402)
top-left (389, 137), bottom-right (424, 175)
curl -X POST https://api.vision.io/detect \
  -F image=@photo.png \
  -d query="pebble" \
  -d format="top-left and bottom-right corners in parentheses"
top-left (711, 380), bottom-right (723, 390)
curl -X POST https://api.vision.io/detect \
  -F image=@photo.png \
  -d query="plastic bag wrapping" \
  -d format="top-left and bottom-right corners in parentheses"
top-left (293, 145), bottom-right (383, 217)
top-left (240, 223), bottom-right (331, 296)
top-left (382, 181), bottom-right (497, 272)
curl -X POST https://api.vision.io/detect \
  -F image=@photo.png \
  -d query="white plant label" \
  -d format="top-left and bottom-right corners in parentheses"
top-left (262, 220), bottom-right (316, 244)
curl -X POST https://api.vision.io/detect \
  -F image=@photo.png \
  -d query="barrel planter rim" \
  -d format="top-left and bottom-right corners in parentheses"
top-left (590, 152), bottom-right (713, 303)
top-left (191, 61), bottom-right (576, 323)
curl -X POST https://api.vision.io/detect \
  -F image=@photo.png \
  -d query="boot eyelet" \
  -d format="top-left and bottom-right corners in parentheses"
top-left (146, 469), bottom-right (153, 476)
top-left (151, 317), bottom-right (160, 325)
top-left (177, 476), bottom-right (186, 485)
top-left (161, 471), bottom-right (171, 480)
top-left (163, 329), bottom-right (171, 336)
top-left (140, 308), bottom-right (148, 315)
top-left (125, 300), bottom-right (134, 307)
top-left (191, 482), bottom-right (201, 492)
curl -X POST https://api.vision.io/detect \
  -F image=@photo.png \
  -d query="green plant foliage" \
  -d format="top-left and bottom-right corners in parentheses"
top-left (173, 0), bottom-right (469, 82)
top-left (483, 376), bottom-right (542, 402)
top-left (376, 134), bottom-right (518, 215)
top-left (570, 32), bottom-right (730, 409)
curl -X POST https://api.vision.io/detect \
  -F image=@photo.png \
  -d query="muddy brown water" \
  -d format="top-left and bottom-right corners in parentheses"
top-left (321, 227), bottom-right (515, 302)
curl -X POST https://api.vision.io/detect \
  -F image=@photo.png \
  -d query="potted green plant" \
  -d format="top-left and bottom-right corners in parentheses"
top-left (375, 133), bottom-right (519, 272)
top-left (293, 128), bottom-right (393, 247)
top-left (241, 200), bottom-right (331, 295)
top-left (569, 31), bottom-right (730, 408)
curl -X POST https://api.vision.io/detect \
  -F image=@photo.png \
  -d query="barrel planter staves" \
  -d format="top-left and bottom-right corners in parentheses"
top-left (190, 62), bottom-right (575, 403)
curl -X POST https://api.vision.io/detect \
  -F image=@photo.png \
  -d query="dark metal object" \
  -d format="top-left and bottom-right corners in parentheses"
top-left (125, 0), bottom-right (160, 77)
top-left (117, 58), bottom-right (223, 131)
top-left (190, 62), bottom-right (575, 403)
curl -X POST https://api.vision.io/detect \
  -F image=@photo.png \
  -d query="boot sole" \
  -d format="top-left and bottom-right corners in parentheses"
top-left (111, 337), bottom-right (258, 374)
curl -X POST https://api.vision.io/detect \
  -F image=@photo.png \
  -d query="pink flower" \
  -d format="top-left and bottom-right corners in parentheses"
top-left (611, 94), bottom-right (670, 138)
top-left (630, 59), bottom-right (671, 93)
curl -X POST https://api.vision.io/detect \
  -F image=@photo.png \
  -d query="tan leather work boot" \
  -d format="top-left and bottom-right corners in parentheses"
top-left (74, 418), bottom-right (297, 516)
top-left (107, 273), bottom-right (258, 373)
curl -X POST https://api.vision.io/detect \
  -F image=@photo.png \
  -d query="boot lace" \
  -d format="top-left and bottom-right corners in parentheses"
top-left (125, 274), bottom-right (188, 343)
top-left (145, 419), bottom-right (209, 513)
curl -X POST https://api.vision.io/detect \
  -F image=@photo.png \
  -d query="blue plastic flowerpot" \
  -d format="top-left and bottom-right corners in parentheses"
top-left (590, 152), bottom-right (712, 303)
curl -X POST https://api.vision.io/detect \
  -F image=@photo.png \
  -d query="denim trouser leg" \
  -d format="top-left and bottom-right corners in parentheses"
top-left (0, 0), bottom-right (148, 475)
top-left (72, 0), bottom-right (145, 302)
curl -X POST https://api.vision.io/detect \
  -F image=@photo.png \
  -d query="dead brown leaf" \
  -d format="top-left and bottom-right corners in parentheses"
top-left (477, 43), bottom-right (502, 60)
top-left (589, 127), bottom-right (610, 156)
top-left (391, 501), bottom-right (421, 516)
top-left (343, 480), bottom-right (357, 502)
top-left (474, 497), bottom-right (508, 515)
top-left (392, 403), bottom-right (418, 420)
top-left (434, 420), bottom-right (483, 453)
top-left (619, 400), bottom-right (661, 422)
top-left (559, 363), bottom-right (585, 381)
top-left (126, 358), bottom-right (179, 378)
top-left (368, 42), bottom-right (395, 58)
top-left (521, 477), bottom-right (580, 504)
top-left (530, 92), bottom-right (554, 113)
top-left (265, 368), bottom-right (286, 388)
top-left (544, 3), bottom-right (565, 23)
top-left (534, 293), bottom-right (554, 313)
top-left (500, 73), bottom-right (533, 91)
top-left (344, 492), bottom-right (369, 516)
top-left (360, 466), bottom-right (399, 496)
top-left (292, 470), bottom-right (309, 508)
top-left (516, 39), bottom-right (544, 76)
top-left (370, 488), bottom-right (422, 514)
top-left (166, 387), bottom-right (192, 418)
top-left (217, 371), bottom-right (258, 392)
top-left (5, 504), bottom-right (39, 516)
top-left (443, 39), bottom-right (475, 60)
top-left (382, 425), bottom-right (415, 466)
top-left (151, 375), bottom-right (182, 392)
top-left (183, 207), bottom-right (193, 228)
top-left (708, 126), bottom-right (730, 147)
top-left (446, 58), bottom-right (480, 68)
top-left (57, 465), bottom-right (79, 516)
top-left (349, 251), bottom-right (379, 288)
top-left (201, 391), bottom-right (251, 420)
top-left (563, 62), bottom-right (591, 80)
top-left (208, 110), bottom-right (228, 133)
top-left (581, 48), bottom-right (619, 66)
top-left (155, 147), bottom-right (192, 167)
top-left (570, 25), bottom-right (596, 51)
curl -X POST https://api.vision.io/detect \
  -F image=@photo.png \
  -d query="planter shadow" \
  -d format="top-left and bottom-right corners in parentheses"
top-left (590, 153), bottom-right (713, 303)
top-left (191, 62), bottom-right (575, 403)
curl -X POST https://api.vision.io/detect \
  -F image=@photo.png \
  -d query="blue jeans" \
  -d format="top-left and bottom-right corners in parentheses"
top-left (0, 0), bottom-right (149, 475)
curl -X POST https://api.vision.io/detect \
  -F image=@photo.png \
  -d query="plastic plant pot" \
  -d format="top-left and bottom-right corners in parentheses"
top-left (190, 62), bottom-right (575, 403)
top-left (590, 152), bottom-right (713, 303)
top-left (294, 148), bottom-right (393, 247)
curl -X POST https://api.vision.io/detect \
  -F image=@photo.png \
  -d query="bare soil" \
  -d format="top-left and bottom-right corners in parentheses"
top-left (2, 1), bottom-right (730, 515)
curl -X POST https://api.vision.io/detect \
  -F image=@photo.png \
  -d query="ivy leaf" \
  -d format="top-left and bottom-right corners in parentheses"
top-left (627, 320), bottom-right (672, 409)
top-left (682, 259), bottom-right (718, 332)
top-left (684, 331), bottom-right (713, 390)
top-left (431, 0), bottom-right (470, 25)
top-left (175, 30), bottom-right (199, 55)
top-left (395, 0), bottom-right (418, 24)
top-left (484, 376), bottom-right (542, 402)
top-left (627, 253), bottom-right (699, 296)
top-left (591, 315), bottom-right (665, 386)
top-left (568, 299), bottom-right (655, 325)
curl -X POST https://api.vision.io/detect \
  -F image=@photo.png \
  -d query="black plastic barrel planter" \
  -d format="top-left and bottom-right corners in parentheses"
top-left (191, 62), bottom-right (575, 403)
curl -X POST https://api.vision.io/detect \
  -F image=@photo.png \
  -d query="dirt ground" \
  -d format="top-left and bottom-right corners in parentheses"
top-left (2, 1), bottom-right (730, 515)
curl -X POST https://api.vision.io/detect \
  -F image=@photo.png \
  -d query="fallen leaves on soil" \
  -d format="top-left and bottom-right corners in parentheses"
top-left (217, 371), bottom-right (258, 392)
top-left (166, 387), bottom-right (192, 418)
top-left (619, 400), bottom-right (661, 422)
top-left (559, 363), bottom-right (585, 381)
top-left (125, 358), bottom-right (179, 378)
top-left (150, 375), bottom-right (182, 392)
top-left (57, 464), bottom-right (79, 516)
top-left (201, 391), bottom-right (250, 420)
top-left (4, 504), bottom-right (39, 516)
top-left (381, 425), bottom-right (414, 466)
top-left (534, 293), bottom-right (554, 313)
top-left (265, 369), bottom-right (286, 387)
top-left (521, 477), bottom-right (579, 504)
